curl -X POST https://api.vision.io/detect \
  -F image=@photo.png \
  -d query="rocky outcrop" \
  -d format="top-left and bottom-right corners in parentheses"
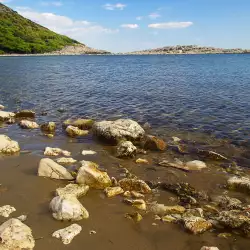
top-left (116, 141), bottom-right (137, 158)
top-left (0, 135), bottom-right (20, 154)
top-left (63, 118), bottom-right (94, 129)
top-left (0, 218), bottom-right (35, 249)
top-left (76, 160), bottom-right (112, 189)
top-left (38, 158), bottom-right (74, 180)
top-left (66, 125), bottom-right (89, 137)
top-left (119, 178), bottom-right (152, 194)
top-left (50, 195), bottom-right (89, 221)
top-left (92, 119), bottom-right (145, 143)
top-left (0, 111), bottom-right (15, 121)
top-left (56, 184), bottom-right (89, 198)
top-left (44, 147), bottom-right (71, 157)
top-left (19, 120), bottom-right (39, 129)
top-left (143, 135), bottom-right (167, 151)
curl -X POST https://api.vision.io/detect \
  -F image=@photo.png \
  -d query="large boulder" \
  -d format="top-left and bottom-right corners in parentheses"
top-left (40, 122), bottom-right (56, 133)
top-left (116, 141), bottom-right (137, 158)
top-left (92, 119), bottom-right (145, 143)
top-left (56, 184), bottom-right (89, 198)
top-left (76, 161), bottom-right (111, 189)
top-left (50, 195), bottom-right (89, 221)
top-left (143, 135), bottom-right (167, 151)
top-left (0, 135), bottom-right (20, 154)
top-left (0, 111), bottom-right (15, 122)
top-left (66, 125), bottom-right (89, 137)
top-left (63, 118), bottom-right (94, 130)
top-left (19, 120), bottom-right (39, 129)
top-left (15, 110), bottom-right (35, 118)
top-left (0, 218), bottom-right (35, 249)
top-left (227, 176), bottom-right (250, 194)
top-left (38, 158), bottom-right (74, 180)
top-left (119, 178), bottom-right (151, 194)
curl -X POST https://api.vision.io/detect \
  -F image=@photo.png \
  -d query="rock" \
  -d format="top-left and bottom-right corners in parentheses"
top-left (183, 208), bottom-right (204, 218)
top-left (144, 135), bottom-right (167, 151)
top-left (125, 212), bottom-right (143, 222)
top-left (165, 205), bottom-right (186, 215)
top-left (0, 218), bottom-right (35, 250)
top-left (0, 105), bottom-right (4, 110)
top-left (104, 187), bottom-right (124, 197)
top-left (111, 177), bottom-right (118, 186)
top-left (17, 215), bottom-right (27, 222)
top-left (200, 247), bottom-right (219, 250)
top-left (162, 215), bottom-right (178, 223)
top-left (82, 150), bottom-right (97, 155)
top-left (0, 111), bottom-right (15, 121)
top-left (6, 117), bottom-right (15, 124)
top-left (212, 195), bottom-right (242, 210)
top-left (92, 119), bottom-right (145, 143)
top-left (183, 216), bottom-right (212, 234)
top-left (185, 160), bottom-right (207, 170)
top-left (123, 191), bottom-right (131, 197)
top-left (52, 224), bottom-right (82, 245)
top-left (119, 178), bottom-right (152, 194)
top-left (0, 205), bottom-right (16, 217)
top-left (63, 118), bottom-right (94, 130)
top-left (131, 191), bottom-right (144, 198)
top-left (66, 125), bottom-right (89, 137)
top-left (149, 203), bottom-right (185, 216)
top-left (197, 149), bottom-right (228, 161)
top-left (50, 195), bottom-right (89, 221)
top-left (172, 136), bottom-right (182, 142)
top-left (203, 205), bottom-right (219, 215)
top-left (19, 120), bottom-right (39, 129)
top-left (55, 157), bottom-right (77, 165)
top-left (40, 122), bottom-right (56, 133)
top-left (76, 160), bottom-right (111, 189)
top-left (56, 184), bottom-right (89, 198)
top-left (15, 110), bottom-right (35, 118)
top-left (124, 198), bottom-right (147, 210)
top-left (227, 176), bottom-right (250, 194)
top-left (0, 135), bottom-right (20, 154)
top-left (44, 147), bottom-right (71, 157)
top-left (89, 230), bottom-right (97, 235)
top-left (38, 158), bottom-right (74, 180)
top-left (217, 232), bottom-right (232, 238)
top-left (136, 158), bottom-right (149, 164)
top-left (116, 141), bottom-right (137, 158)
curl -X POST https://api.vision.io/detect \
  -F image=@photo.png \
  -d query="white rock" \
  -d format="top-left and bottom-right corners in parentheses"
top-left (0, 205), bottom-right (16, 217)
top-left (76, 160), bottom-right (111, 189)
top-left (116, 141), bottom-right (137, 158)
top-left (50, 195), bottom-right (89, 221)
top-left (0, 135), bottom-right (20, 154)
top-left (38, 158), bottom-right (74, 180)
top-left (92, 119), bottom-right (145, 142)
top-left (55, 157), bottom-right (77, 165)
top-left (52, 224), bottom-right (82, 245)
top-left (0, 218), bottom-right (35, 250)
top-left (0, 111), bottom-right (15, 121)
top-left (66, 125), bottom-right (89, 137)
top-left (0, 105), bottom-right (4, 110)
top-left (56, 184), bottom-right (89, 198)
top-left (185, 160), bottom-right (207, 171)
top-left (81, 150), bottom-right (97, 156)
top-left (200, 247), bottom-right (219, 250)
top-left (19, 120), bottom-right (39, 129)
top-left (17, 215), bottom-right (27, 222)
top-left (44, 147), bottom-right (71, 157)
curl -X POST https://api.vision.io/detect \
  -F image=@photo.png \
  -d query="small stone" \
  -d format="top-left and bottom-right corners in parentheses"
top-left (15, 110), bottom-right (35, 118)
top-left (104, 187), bottom-right (124, 197)
top-left (217, 232), bottom-right (232, 239)
top-left (124, 198), bottom-right (147, 210)
top-left (46, 134), bottom-right (54, 138)
top-left (136, 158), bottom-right (149, 164)
top-left (0, 205), bottom-right (16, 217)
top-left (117, 141), bottom-right (137, 158)
top-left (89, 230), bottom-right (96, 235)
top-left (0, 135), bottom-right (20, 154)
top-left (183, 216), bottom-right (212, 234)
top-left (17, 215), bottom-right (27, 222)
top-left (185, 160), bottom-right (207, 171)
top-left (56, 184), bottom-right (89, 198)
top-left (66, 125), bottom-right (89, 137)
top-left (82, 150), bottom-right (97, 155)
top-left (56, 157), bottom-right (77, 165)
top-left (40, 122), bottom-right (56, 133)
top-left (119, 178), bottom-right (151, 194)
top-left (227, 176), bottom-right (250, 194)
top-left (200, 247), bottom-right (219, 250)
top-left (131, 191), bottom-right (144, 198)
top-left (19, 120), bottom-right (39, 129)
top-left (125, 212), bottom-right (143, 222)
top-left (44, 147), bottom-right (71, 157)
top-left (144, 135), bottom-right (167, 151)
top-left (162, 215), bottom-right (177, 223)
top-left (52, 224), bottom-right (82, 245)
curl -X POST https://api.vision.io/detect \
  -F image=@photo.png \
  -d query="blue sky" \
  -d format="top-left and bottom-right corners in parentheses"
top-left (1, 0), bottom-right (250, 52)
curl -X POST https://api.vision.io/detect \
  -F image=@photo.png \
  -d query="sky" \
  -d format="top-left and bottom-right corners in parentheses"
top-left (1, 0), bottom-right (250, 52)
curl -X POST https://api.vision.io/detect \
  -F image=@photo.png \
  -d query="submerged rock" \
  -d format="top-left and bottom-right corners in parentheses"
top-left (82, 150), bottom-right (97, 155)
top-left (124, 198), bottom-right (147, 210)
top-left (44, 147), bottom-right (71, 157)
top-left (183, 216), bottom-right (212, 234)
top-left (19, 120), bottom-right (39, 129)
top-left (55, 157), bottom-right (77, 165)
top-left (104, 187), bottom-right (124, 197)
top-left (63, 118), bottom-right (94, 130)
top-left (40, 122), bottom-right (56, 133)
top-left (135, 158), bottom-right (149, 164)
top-left (0, 135), bottom-right (20, 154)
top-left (0, 205), bottom-right (16, 217)
top-left (197, 149), bottom-right (228, 161)
top-left (76, 160), bottom-right (111, 189)
top-left (15, 110), bottom-right (35, 118)
top-left (56, 184), bottom-right (89, 198)
top-left (116, 141), bottom-right (137, 158)
top-left (17, 215), bottom-right (27, 222)
top-left (119, 178), bottom-right (152, 194)
top-left (38, 158), bottom-right (74, 180)
top-left (162, 215), bottom-right (178, 223)
top-left (212, 195), bottom-right (242, 210)
top-left (149, 203), bottom-right (185, 216)
top-left (183, 208), bottom-right (204, 218)
top-left (144, 135), bottom-right (167, 151)
top-left (227, 176), bottom-right (250, 194)
top-left (50, 195), bottom-right (89, 221)
top-left (185, 160), bottom-right (207, 170)
top-left (131, 191), bottom-right (144, 198)
top-left (0, 111), bottom-right (15, 121)
top-left (0, 218), bottom-right (35, 250)
top-left (92, 119), bottom-right (145, 143)
top-left (66, 125), bottom-right (89, 137)
top-left (52, 224), bottom-right (82, 245)
top-left (125, 212), bottom-right (143, 222)
top-left (200, 247), bottom-right (219, 250)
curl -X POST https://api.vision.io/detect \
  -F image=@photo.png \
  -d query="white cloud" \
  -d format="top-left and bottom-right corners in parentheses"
top-left (0, 0), bottom-right (12, 3)
top-left (136, 16), bottom-right (143, 21)
top-left (103, 3), bottom-right (126, 10)
top-left (148, 12), bottom-right (161, 20)
top-left (40, 1), bottom-right (63, 7)
top-left (148, 22), bottom-right (193, 29)
top-left (121, 24), bottom-right (139, 29)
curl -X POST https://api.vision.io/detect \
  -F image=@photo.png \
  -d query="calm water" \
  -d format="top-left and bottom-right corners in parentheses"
top-left (1, 54), bottom-right (250, 147)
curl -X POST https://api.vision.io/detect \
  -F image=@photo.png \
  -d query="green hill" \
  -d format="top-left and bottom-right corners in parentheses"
top-left (0, 3), bottom-right (82, 54)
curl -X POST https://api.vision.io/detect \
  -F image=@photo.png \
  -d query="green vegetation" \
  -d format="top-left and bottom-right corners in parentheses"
top-left (0, 3), bottom-right (81, 54)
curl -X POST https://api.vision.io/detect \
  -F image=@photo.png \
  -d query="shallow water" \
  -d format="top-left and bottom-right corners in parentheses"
top-left (0, 55), bottom-right (250, 250)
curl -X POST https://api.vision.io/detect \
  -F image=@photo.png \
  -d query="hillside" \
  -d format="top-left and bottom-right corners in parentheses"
top-left (127, 45), bottom-right (250, 55)
top-left (0, 3), bottom-right (108, 54)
